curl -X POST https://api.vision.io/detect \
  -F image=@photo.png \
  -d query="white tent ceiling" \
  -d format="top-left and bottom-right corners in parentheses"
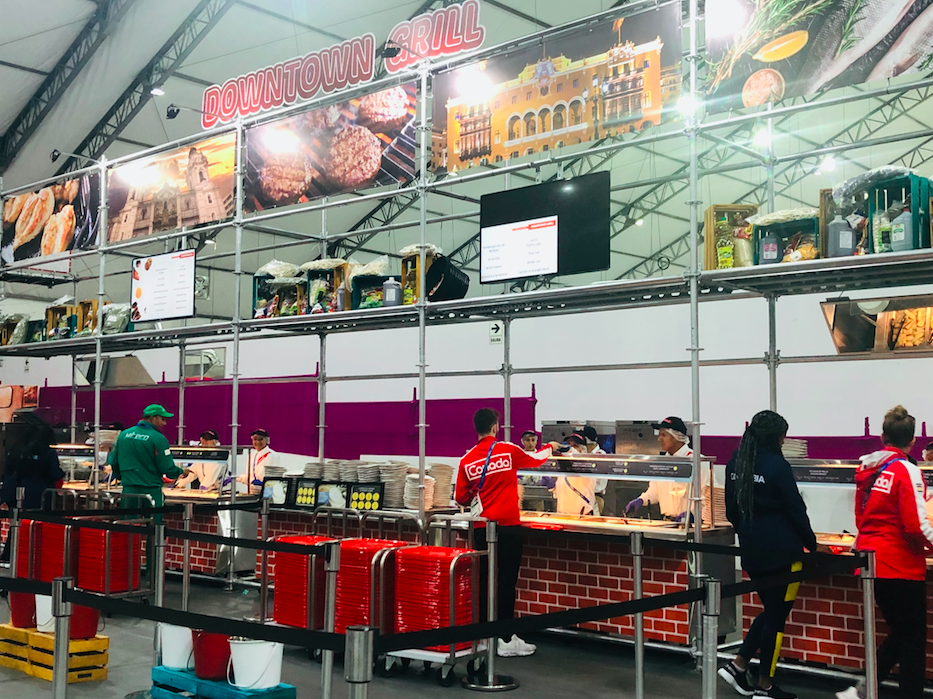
top-left (2, 0), bottom-right (933, 316)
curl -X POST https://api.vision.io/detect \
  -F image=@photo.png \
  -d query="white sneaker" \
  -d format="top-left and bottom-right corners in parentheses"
top-left (496, 635), bottom-right (536, 657)
top-left (835, 685), bottom-right (864, 699)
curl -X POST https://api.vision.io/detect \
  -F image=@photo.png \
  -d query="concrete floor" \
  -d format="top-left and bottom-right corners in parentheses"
top-left (0, 580), bottom-right (850, 699)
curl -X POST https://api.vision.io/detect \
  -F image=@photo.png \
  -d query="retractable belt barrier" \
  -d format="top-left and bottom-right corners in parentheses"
top-left (0, 500), bottom-right (261, 520)
top-left (0, 541), bottom-right (866, 657)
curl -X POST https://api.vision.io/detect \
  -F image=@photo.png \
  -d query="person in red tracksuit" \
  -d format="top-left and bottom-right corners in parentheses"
top-left (455, 408), bottom-right (559, 658)
top-left (837, 405), bottom-right (933, 699)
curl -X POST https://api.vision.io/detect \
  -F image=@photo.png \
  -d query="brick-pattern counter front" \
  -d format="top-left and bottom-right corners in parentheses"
top-left (742, 567), bottom-right (933, 678)
top-left (164, 511), bottom-right (222, 574)
top-left (516, 531), bottom-right (690, 642)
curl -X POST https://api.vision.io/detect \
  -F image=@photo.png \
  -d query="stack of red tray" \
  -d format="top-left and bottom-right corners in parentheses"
top-left (335, 539), bottom-right (407, 634)
top-left (272, 535), bottom-right (332, 628)
top-left (37, 522), bottom-right (77, 583)
top-left (395, 546), bottom-right (475, 652)
top-left (76, 526), bottom-right (142, 593)
top-left (15, 519), bottom-right (39, 579)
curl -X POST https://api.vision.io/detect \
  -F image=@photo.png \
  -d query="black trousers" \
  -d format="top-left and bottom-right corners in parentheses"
top-left (738, 563), bottom-right (802, 679)
top-left (875, 578), bottom-right (927, 699)
top-left (474, 525), bottom-right (523, 642)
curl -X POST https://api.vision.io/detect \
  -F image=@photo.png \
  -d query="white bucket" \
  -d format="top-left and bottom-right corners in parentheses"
top-left (36, 595), bottom-right (54, 632)
top-left (228, 638), bottom-right (283, 689)
top-left (160, 623), bottom-right (194, 670)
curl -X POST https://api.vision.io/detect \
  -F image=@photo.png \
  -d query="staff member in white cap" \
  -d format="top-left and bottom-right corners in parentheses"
top-left (176, 430), bottom-right (223, 491)
top-left (236, 428), bottom-right (276, 495)
top-left (626, 416), bottom-right (705, 521)
top-left (552, 429), bottom-right (599, 516)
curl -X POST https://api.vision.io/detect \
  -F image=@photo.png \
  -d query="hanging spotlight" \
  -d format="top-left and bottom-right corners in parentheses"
top-left (819, 154), bottom-right (837, 172)
top-left (677, 94), bottom-right (698, 116)
top-left (150, 86), bottom-right (165, 96)
top-left (752, 125), bottom-right (773, 148)
top-left (635, 218), bottom-right (644, 226)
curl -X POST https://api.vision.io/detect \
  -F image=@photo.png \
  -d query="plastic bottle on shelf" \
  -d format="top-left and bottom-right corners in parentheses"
top-left (891, 194), bottom-right (914, 252)
top-left (715, 217), bottom-right (734, 269)
top-left (757, 228), bottom-right (781, 265)
top-left (827, 214), bottom-right (856, 257)
top-left (383, 278), bottom-right (402, 307)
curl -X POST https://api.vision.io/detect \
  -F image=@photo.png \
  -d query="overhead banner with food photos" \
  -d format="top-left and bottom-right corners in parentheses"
top-left (107, 133), bottom-right (236, 243)
top-left (243, 83), bottom-right (417, 213)
top-left (1, 173), bottom-right (101, 267)
top-left (431, 2), bottom-right (683, 172)
top-left (706, 0), bottom-right (933, 112)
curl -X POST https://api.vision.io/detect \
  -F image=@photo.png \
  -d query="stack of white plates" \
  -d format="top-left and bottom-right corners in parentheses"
top-left (264, 465), bottom-right (287, 479)
top-left (427, 463), bottom-right (454, 506)
top-left (339, 461), bottom-right (362, 483)
top-left (782, 438), bottom-right (808, 459)
top-left (703, 485), bottom-right (728, 526)
top-left (323, 460), bottom-right (342, 482)
top-left (379, 463), bottom-right (408, 508)
top-left (404, 474), bottom-right (435, 510)
top-left (357, 463), bottom-right (381, 483)
top-left (304, 462), bottom-right (324, 479)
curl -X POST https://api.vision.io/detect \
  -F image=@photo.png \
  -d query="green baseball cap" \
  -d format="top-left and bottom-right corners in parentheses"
top-left (143, 404), bottom-right (173, 418)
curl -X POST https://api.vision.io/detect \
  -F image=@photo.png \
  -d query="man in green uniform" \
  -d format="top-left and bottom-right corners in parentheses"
top-left (109, 404), bottom-right (189, 519)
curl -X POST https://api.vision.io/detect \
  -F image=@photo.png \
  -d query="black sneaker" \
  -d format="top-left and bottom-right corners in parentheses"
top-left (718, 663), bottom-right (755, 696)
top-left (753, 684), bottom-right (797, 699)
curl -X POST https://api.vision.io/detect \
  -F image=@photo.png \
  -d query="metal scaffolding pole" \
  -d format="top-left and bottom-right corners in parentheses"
top-left (92, 156), bottom-right (108, 493)
top-left (318, 334), bottom-right (326, 463)
top-left (502, 317), bottom-right (512, 443)
top-left (227, 117), bottom-right (245, 592)
top-left (178, 341), bottom-right (186, 444)
top-left (767, 295), bottom-right (779, 412)
top-left (416, 65), bottom-right (429, 523)
top-left (70, 357), bottom-right (77, 443)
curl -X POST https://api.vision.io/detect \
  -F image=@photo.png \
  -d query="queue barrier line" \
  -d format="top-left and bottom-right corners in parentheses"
top-left (0, 500), bottom-right (262, 520)
top-left (2, 547), bottom-right (857, 656)
top-left (14, 512), bottom-right (155, 536)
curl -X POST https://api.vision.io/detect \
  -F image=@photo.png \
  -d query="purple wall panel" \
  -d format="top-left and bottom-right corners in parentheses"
top-left (39, 378), bottom-right (536, 459)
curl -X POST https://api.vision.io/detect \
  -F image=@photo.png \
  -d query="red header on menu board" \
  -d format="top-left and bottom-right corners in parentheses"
top-left (200, 0), bottom-right (486, 129)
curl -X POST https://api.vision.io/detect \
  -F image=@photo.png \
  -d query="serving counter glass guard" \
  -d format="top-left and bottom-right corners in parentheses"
top-left (517, 453), bottom-right (722, 537)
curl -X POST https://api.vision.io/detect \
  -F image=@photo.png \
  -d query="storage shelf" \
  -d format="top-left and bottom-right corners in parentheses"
top-left (703, 249), bottom-right (933, 297)
top-left (5, 251), bottom-right (933, 358)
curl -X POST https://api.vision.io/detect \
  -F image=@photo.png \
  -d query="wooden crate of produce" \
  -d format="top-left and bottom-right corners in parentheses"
top-left (45, 305), bottom-right (78, 340)
top-left (401, 252), bottom-right (435, 303)
top-left (77, 300), bottom-right (109, 333)
top-left (703, 204), bottom-right (758, 270)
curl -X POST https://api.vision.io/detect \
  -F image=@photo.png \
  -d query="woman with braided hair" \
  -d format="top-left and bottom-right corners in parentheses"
top-left (718, 410), bottom-right (821, 699)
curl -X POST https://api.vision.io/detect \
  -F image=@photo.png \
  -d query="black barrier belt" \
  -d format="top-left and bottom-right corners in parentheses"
top-left (638, 535), bottom-right (852, 560)
top-left (14, 512), bottom-right (155, 535)
top-left (18, 506), bottom-right (183, 517)
top-left (61, 588), bottom-right (345, 652)
top-left (0, 577), bottom-right (52, 595)
top-left (162, 527), bottom-right (332, 556)
top-left (373, 549), bottom-right (869, 653)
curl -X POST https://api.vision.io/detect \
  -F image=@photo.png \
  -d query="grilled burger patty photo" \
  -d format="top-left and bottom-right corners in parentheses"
top-left (357, 86), bottom-right (411, 133)
top-left (325, 125), bottom-right (383, 191)
top-left (259, 152), bottom-right (315, 205)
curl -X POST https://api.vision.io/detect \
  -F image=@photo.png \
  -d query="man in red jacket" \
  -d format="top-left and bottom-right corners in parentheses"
top-left (838, 406), bottom-right (933, 699)
top-left (456, 408), bottom-right (558, 657)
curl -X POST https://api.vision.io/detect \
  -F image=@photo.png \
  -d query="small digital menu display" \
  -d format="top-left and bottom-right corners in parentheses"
top-left (170, 447), bottom-right (230, 462)
top-left (348, 483), bottom-right (384, 511)
top-left (294, 479), bottom-right (318, 509)
top-left (263, 477), bottom-right (292, 507)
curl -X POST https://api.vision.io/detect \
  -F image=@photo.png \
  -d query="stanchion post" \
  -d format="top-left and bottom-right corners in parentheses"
top-left (321, 540), bottom-right (340, 699)
top-left (463, 520), bottom-right (518, 691)
top-left (702, 578), bottom-right (721, 699)
top-left (861, 552), bottom-right (878, 699)
top-left (259, 497), bottom-right (270, 623)
top-left (345, 625), bottom-right (374, 699)
top-left (182, 503), bottom-right (193, 612)
top-left (632, 531), bottom-right (645, 699)
top-left (9, 487), bottom-right (25, 577)
top-left (51, 576), bottom-right (74, 699)
top-left (153, 521), bottom-right (166, 667)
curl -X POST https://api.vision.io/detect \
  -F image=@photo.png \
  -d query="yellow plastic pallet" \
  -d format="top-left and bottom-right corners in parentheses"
top-left (0, 652), bottom-right (30, 673)
top-left (28, 663), bottom-right (108, 684)
top-left (0, 623), bottom-right (33, 645)
top-left (27, 645), bottom-right (108, 670)
top-left (28, 631), bottom-right (109, 655)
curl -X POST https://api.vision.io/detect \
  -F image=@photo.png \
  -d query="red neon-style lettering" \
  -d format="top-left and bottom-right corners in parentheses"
top-left (320, 41), bottom-right (353, 92)
top-left (298, 53), bottom-right (321, 99)
top-left (349, 34), bottom-right (375, 84)
top-left (219, 79), bottom-right (239, 121)
top-left (237, 71), bottom-right (265, 115)
top-left (429, 9), bottom-right (446, 54)
top-left (444, 4), bottom-right (464, 51)
top-left (282, 58), bottom-right (302, 104)
top-left (262, 64), bottom-right (285, 110)
top-left (461, 0), bottom-right (485, 50)
top-left (386, 23), bottom-right (411, 73)
top-left (201, 85), bottom-right (221, 129)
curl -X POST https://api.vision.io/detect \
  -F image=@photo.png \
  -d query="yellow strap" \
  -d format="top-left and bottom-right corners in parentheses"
top-left (784, 561), bottom-right (803, 603)
top-left (769, 631), bottom-right (784, 677)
